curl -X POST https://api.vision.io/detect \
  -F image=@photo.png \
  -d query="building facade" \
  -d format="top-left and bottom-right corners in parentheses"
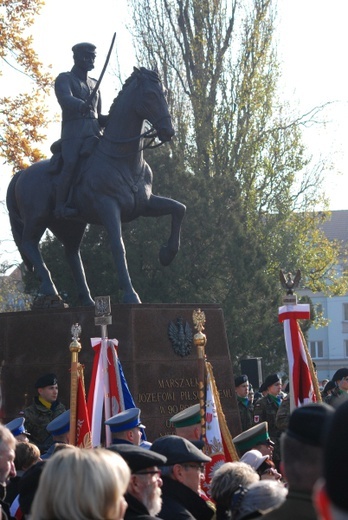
top-left (300, 211), bottom-right (348, 382)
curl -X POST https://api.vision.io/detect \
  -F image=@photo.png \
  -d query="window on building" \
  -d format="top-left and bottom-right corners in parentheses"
top-left (344, 303), bottom-right (348, 321)
top-left (345, 340), bottom-right (348, 358)
top-left (316, 304), bottom-right (323, 316)
top-left (310, 341), bottom-right (324, 358)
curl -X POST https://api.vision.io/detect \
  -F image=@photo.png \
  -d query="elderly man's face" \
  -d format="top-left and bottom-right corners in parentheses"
top-left (175, 462), bottom-right (205, 494)
top-left (0, 443), bottom-right (16, 486)
top-left (132, 467), bottom-right (162, 516)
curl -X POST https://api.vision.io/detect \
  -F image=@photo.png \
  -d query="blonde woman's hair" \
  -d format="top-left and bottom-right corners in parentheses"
top-left (30, 446), bottom-right (130, 520)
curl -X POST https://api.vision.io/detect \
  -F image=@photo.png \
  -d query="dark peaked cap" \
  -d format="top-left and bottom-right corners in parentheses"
top-left (150, 435), bottom-right (211, 465)
top-left (324, 399), bottom-right (348, 511)
top-left (286, 402), bottom-right (334, 447)
top-left (108, 444), bottom-right (167, 473)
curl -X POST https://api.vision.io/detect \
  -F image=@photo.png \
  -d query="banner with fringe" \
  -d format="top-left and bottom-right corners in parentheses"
top-left (202, 361), bottom-right (239, 496)
top-left (76, 364), bottom-right (92, 448)
top-left (87, 338), bottom-right (136, 447)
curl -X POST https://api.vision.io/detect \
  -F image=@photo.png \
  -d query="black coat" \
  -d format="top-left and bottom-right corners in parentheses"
top-left (158, 477), bottom-right (214, 520)
top-left (124, 493), bottom-right (159, 520)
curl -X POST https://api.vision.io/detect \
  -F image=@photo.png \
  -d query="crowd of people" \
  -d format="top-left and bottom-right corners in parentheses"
top-left (1, 368), bottom-right (348, 520)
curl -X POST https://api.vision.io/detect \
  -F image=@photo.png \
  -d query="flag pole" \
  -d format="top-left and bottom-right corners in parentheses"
top-left (94, 296), bottom-right (113, 446)
top-left (193, 309), bottom-right (207, 444)
top-left (69, 323), bottom-right (82, 446)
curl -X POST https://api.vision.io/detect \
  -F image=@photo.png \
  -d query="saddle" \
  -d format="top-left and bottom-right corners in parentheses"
top-left (47, 136), bottom-right (100, 175)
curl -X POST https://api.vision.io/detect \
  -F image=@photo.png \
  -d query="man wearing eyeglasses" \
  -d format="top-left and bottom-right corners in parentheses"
top-left (149, 435), bottom-right (214, 520)
top-left (108, 444), bottom-right (167, 519)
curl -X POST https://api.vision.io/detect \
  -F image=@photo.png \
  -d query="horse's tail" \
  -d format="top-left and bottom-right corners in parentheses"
top-left (6, 171), bottom-right (34, 272)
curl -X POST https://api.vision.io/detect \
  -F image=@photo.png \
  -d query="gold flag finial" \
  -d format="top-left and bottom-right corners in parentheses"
top-left (193, 309), bottom-right (207, 351)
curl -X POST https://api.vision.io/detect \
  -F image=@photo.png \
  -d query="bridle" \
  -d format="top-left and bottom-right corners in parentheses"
top-left (103, 115), bottom-right (172, 153)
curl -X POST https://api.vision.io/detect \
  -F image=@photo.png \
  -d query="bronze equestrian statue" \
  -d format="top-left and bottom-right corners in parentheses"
top-left (6, 66), bottom-right (185, 306)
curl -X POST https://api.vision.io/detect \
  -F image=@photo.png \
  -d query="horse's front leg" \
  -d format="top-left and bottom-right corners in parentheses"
top-left (99, 200), bottom-right (141, 303)
top-left (143, 194), bottom-right (186, 266)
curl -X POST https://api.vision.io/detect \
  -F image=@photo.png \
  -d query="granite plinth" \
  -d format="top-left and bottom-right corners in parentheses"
top-left (0, 303), bottom-right (241, 439)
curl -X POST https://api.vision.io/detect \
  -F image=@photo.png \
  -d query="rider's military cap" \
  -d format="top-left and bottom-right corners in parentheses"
top-left (105, 408), bottom-right (145, 433)
top-left (72, 42), bottom-right (96, 55)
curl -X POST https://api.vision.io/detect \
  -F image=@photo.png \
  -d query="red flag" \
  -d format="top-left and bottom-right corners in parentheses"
top-left (76, 366), bottom-right (92, 448)
top-left (279, 304), bottom-right (316, 409)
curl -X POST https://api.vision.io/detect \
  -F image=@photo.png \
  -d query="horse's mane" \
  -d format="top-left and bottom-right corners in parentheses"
top-left (108, 67), bottom-right (161, 115)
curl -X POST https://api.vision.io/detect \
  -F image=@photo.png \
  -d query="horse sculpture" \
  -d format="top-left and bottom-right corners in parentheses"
top-left (6, 67), bottom-right (186, 306)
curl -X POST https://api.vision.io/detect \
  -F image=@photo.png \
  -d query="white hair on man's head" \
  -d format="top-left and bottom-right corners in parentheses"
top-left (233, 480), bottom-right (288, 520)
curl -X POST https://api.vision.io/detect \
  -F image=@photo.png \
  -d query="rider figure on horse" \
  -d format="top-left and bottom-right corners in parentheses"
top-left (53, 42), bottom-right (108, 219)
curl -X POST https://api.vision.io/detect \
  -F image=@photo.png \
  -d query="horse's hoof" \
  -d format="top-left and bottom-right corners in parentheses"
top-left (159, 245), bottom-right (178, 266)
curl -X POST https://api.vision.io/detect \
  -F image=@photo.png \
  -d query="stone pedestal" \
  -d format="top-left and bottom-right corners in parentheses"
top-left (0, 303), bottom-right (241, 439)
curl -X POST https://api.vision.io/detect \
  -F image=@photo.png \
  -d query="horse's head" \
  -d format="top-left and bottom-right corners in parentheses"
top-left (134, 67), bottom-right (175, 143)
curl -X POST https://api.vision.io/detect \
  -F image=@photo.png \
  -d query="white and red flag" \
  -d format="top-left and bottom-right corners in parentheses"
top-left (202, 362), bottom-right (239, 497)
top-left (278, 303), bottom-right (316, 409)
top-left (87, 338), bottom-right (136, 447)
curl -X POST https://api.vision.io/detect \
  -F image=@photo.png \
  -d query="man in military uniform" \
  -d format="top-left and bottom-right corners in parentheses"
top-left (314, 400), bottom-right (348, 520)
top-left (5, 418), bottom-right (30, 443)
top-left (275, 393), bottom-right (290, 432)
top-left (105, 408), bottom-right (145, 446)
top-left (54, 42), bottom-right (108, 218)
top-left (41, 410), bottom-right (71, 459)
top-left (234, 375), bottom-right (254, 432)
top-left (263, 403), bottom-right (334, 520)
top-left (169, 404), bottom-right (202, 444)
top-left (324, 368), bottom-right (348, 406)
top-left (233, 421), bottom-right (274, 459)
top-left (253, 374), bottom-right (283, 469)
top-left (23, 373), bottom-right (66, 454)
